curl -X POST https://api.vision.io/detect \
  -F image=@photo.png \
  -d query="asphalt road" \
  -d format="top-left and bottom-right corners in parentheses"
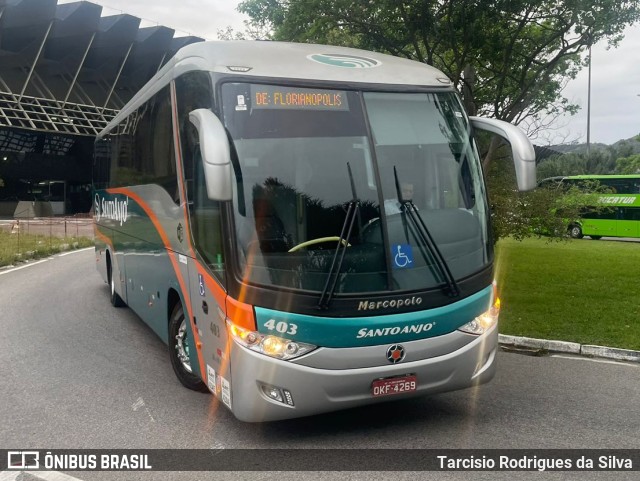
top-left (1, 249), bottom-right (639, 481)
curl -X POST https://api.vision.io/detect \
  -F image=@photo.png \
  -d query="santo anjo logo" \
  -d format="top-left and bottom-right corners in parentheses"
top-left (307, 53), bottom-right (382, 68)
top-left (94, 194), bottom-right (129, 226)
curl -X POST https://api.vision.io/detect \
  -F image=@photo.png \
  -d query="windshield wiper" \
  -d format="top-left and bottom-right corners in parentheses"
top-left (394, 166), bottom-right (460, 297)
top-left (317, 162), bottom-right (360, 310)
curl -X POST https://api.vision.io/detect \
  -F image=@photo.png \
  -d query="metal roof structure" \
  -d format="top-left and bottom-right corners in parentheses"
top-left (0, 0), bottom-right (204, 137)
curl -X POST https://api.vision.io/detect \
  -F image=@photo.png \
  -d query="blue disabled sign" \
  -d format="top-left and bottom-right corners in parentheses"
top-left (392, 244), bottom-right (414, 269)
top-left (198, 274), bottom-right (205, 296)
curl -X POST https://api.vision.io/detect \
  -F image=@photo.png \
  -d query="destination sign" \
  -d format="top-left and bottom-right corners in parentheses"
top-left (250, 85), bottom-right (349, 111)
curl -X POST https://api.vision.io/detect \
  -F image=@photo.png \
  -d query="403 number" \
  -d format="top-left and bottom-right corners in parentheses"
top-left (263, 319), bottom-right (298, 335)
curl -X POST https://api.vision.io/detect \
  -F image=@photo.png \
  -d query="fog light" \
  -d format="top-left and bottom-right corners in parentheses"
top-left (264, 385), bottom-right (284, 403)
top-left (283, 389), bottom-right (295, 406)
top-left (259, 384), bottom-right (294, 406)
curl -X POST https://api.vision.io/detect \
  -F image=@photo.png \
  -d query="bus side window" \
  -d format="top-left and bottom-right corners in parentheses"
top-left (182, 122), bottom-right (225, 275)
top-left (110, 87), bottom-right (178, 202)
top-left (175, 73), bottom-right (224, 277)
top-left (192, 143), bottom-right (225, 274)
top-left (175, 71), bottom-right (213, 205)
top-left (621, 208), bottom-right (640, 221)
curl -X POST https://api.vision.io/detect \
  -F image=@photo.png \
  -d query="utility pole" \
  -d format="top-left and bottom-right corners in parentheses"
top-left (586, 41), bottom-right (592, 158)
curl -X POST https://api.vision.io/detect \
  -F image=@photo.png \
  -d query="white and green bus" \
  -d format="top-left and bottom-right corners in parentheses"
top-left (93, 41), bottom-right (536, 422)
top-left (541, 175), bottom-right (640, 239)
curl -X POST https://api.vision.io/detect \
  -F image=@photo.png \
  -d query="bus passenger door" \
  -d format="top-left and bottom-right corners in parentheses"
top-left (183, 143), bottom-right (229, 396)
top-left (617, 208), bottom-right (639, 238)
top-left (187, 260), bottom-right (227, 395)
top-left (173, 71), bottom-right (229, 392)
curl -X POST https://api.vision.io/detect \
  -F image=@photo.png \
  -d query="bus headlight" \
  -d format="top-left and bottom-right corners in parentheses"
top-left (459, 284), bottom-right (501, 335)
top-left (227, 321), bottom-right (316, 360)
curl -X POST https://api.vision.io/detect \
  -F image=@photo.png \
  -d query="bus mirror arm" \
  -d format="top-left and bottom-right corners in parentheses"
top-left (188, 108), bottom-right (233, 201)
top-left (469, 116), bottom-right (537, 192)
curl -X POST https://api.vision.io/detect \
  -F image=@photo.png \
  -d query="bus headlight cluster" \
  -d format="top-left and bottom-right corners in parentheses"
top-left (459, 284), bottom-right (501, 336)
top-left (227, 321), bottom-right (316, 360)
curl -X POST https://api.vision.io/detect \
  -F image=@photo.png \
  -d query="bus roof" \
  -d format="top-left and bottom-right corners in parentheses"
top-left (563, 175), bottom-right (640, 179)
top-left (540, 175), bottom-right (640, 184)
top-left (100, 41), bottom-right (453, 137)
top-left (174, 41), bottom-right (450, 86)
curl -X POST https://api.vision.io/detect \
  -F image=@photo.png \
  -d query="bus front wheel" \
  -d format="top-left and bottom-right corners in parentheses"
top-left (569, 225), bottom-right (583, 239)
top-left (108, 257), bottom-right (125, 307)
top-left (168, 302), bottom-right (209, 392)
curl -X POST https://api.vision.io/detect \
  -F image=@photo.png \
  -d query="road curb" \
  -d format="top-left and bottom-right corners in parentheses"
top-left (498, 334), bottom-right (640, 363)
top-left (580, 344), bottom-right (640, 363)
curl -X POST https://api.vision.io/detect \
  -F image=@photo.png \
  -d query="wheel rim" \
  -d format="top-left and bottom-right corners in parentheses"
top-left (110, 273), bottom-right (115, 296)
top-left (572, 227), bottom-right (580, 237)
top-left (175, 319), bottom-right (193, 373)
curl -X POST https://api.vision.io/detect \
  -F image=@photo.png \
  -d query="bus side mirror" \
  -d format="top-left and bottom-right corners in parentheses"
top-left (469, 116), bottom-right (536, 191)
top-left (188, 109), bottom-right (232, 201)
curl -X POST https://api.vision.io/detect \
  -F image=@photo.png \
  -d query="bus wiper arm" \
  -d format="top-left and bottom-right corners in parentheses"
top-left (393, 166), bottom-right (460, 297)
top-left (317, 162), bottom-right (360, 310)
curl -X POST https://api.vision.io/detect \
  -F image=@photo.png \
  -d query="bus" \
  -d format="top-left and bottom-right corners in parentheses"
top-left (93, 41), bottom-right (536, 422)
top-left (542, 175), bottom-right (640, 239)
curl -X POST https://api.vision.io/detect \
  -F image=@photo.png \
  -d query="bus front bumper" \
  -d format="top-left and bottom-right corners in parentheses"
top-left (227, 325), bottom-right (497, 422)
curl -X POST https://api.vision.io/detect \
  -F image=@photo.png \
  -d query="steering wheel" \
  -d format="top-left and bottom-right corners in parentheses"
top-left (288, 236), bottom-right (351, 252)
top-left (361, 217), bottom-right (381, 240)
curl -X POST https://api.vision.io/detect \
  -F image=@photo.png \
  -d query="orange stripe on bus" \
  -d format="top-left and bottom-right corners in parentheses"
top-left (225, 296), bottom-right (256, 331)
top-left (192, 259), bottom-right (255, 330)
top-left (106, 187), bottom-right (207, 382)
top-left (94, 226), bottom-right (113, 250)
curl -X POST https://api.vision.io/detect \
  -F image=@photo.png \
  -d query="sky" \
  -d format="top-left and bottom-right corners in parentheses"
top-left (57, 0), bottom-right (640, 146)
top-left (552, 24), bottom-right (640, 146)
top-left (57, 0), bottom-right (248, 39)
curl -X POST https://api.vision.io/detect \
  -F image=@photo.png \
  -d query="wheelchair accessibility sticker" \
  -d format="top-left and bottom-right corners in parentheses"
top-left (198, 274), bottom-right (205, 296)
top-left (392, 244), bottom-right (414, 269)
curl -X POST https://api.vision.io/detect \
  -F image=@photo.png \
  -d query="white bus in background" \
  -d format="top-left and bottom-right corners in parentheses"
top-left (94, 41), bottom-right (535, 422)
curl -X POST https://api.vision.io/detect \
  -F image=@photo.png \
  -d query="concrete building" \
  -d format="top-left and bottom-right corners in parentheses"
top-left (0, 0), bottom-right (203, 216)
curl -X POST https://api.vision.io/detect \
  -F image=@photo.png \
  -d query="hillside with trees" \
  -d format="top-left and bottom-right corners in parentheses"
top-left (537, 134), bottom-right (640, 179)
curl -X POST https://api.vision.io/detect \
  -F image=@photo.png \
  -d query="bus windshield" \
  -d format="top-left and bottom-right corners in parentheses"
top-left (221, 82), bottom-right (490, 294)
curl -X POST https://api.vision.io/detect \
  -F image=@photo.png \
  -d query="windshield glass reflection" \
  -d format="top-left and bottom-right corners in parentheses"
top-left (221, 83), bottom-right (490, 295)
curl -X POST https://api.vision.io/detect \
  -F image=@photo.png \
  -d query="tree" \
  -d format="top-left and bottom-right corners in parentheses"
top-left (238, 0), bottom-right (640, 138)
top-left (537, 153), bottom-right (587, 179)
top-left (536, 142), bottom-right (635, 179)
top-left (616, 153), bottom-right (640, 174)
top-left (487, 142), bottom-right (608, 241)
top-left (217, 20), bottom-right (271, 40)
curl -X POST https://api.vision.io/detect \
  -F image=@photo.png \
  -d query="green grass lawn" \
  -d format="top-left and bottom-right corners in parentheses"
top-left (496, 237), bottom-right (640, 351)
top-left (0, 230), bottom-right (93, 267)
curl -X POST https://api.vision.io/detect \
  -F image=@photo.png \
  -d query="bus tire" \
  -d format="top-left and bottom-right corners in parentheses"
top-left (569, 225), bottom-right (583, 239)
top-left (590, 236), bottom-right (602, 240)
top-left (108, 258), bottom-right (126, 307)
top-left (169, 302), bottom-right (209, 392)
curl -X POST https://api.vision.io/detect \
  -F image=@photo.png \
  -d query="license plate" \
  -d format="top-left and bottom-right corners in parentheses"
top-left (371, 375), bottom-right (417, 397)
